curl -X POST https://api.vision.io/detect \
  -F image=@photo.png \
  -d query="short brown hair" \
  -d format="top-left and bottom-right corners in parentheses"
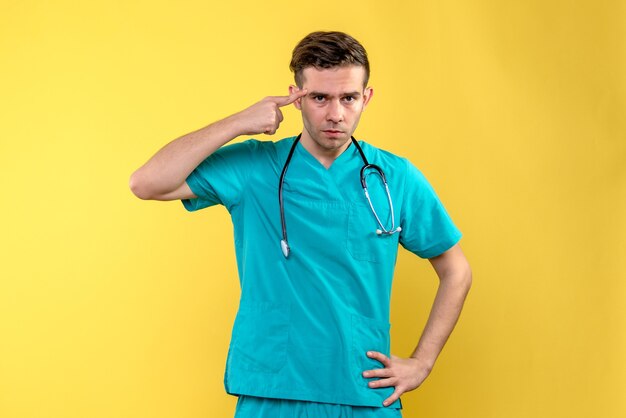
top-left (289, 31), bottom-right (370, 88)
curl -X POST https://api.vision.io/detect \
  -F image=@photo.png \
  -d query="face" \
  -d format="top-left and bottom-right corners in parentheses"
top-left (289, 65), bottom-right (373, 156)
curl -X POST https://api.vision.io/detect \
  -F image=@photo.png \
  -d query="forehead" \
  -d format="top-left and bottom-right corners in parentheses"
top-left (300, 65), bottom-right (366, 93)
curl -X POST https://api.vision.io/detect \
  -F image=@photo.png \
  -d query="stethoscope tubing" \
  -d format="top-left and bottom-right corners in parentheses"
top-left (278, 133), bottom-right (300, 256)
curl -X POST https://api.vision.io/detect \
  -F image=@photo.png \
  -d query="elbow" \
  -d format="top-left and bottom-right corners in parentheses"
top-left (461, 264), bottom-right (473, 294)
top-left (450, 261), bottom-right (472, 295)
top-left (129, 169), bottom-right (154, 200)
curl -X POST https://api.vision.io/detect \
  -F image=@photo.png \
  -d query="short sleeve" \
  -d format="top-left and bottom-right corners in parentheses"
top-left (181, 139), bottom-right (259, 212)
top-left (399, 159), bottom-right (462, 258)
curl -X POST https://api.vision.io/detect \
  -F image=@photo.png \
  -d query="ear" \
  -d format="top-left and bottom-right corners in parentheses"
top-left (289, 84), bottom-right (303, 110)
top-left (362, 86), bottom-right (374, 109)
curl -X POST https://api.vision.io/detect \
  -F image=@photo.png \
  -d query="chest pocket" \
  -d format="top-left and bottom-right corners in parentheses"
top-left (346, 201), bottom-right (398, 263)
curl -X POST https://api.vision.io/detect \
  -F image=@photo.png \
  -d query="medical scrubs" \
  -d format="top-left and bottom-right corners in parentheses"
top-left (181, 135), bottom-right (462, 413)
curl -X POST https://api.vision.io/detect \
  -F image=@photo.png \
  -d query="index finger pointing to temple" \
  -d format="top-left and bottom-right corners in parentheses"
top-left (272, 89), bottom-right (308, 107)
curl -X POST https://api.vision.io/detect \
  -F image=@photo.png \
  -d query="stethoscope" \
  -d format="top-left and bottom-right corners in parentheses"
top-left (278, 133), bottom-right (401, 258)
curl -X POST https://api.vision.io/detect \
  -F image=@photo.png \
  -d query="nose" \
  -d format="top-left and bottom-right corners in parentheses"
top-left (326, 99), bottom-right (344, 123)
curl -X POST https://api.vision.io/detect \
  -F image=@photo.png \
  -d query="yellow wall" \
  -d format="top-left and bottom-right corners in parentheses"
top-left (1, 1), bottom-right (624, 417)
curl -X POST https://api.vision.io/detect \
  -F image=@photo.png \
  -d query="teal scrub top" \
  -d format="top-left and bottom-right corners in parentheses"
top-left (181, 135), bottom-right (462, 409)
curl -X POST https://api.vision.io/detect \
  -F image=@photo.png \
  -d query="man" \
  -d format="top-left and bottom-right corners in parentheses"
top-left (130, 31), bottom-right (472, 418)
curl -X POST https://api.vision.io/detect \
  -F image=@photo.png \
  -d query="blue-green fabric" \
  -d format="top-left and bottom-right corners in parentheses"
top-left (181, 136), bottom-right (462, 409)
top-left (234, 395), bottom-right (403, 418)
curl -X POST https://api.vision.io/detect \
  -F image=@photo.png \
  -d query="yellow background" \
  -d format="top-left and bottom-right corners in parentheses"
top-left (1, 1), bottom-right (624, 417)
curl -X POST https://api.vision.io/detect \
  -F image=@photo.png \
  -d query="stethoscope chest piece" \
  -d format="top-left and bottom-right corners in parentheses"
top-left (280, 239), bottom-right (290, 258)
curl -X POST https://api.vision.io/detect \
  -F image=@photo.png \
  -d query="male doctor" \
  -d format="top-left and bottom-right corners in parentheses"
top-left (130, 31), bottom-right (472, 418)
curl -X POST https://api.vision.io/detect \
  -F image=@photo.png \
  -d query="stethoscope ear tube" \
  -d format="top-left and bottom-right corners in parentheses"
top-left (359, 164), bottom-right (387, 188)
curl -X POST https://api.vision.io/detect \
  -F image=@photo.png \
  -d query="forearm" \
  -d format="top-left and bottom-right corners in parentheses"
top-left (130, 114), bottom-right (243, 199)
top-left (410, 268), bottom-right (472, 371)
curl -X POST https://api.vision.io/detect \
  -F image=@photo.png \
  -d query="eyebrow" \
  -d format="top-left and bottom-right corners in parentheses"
top-left (308, 91), bottom-right (362, 98)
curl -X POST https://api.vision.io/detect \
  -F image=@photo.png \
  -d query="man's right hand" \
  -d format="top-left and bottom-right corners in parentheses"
top-left (232, 89), bottom-right (308, 136)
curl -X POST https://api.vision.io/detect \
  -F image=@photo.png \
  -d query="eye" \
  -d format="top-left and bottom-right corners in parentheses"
top-left (314, 95), bottom-right (325, 102)
top-left (343, 96), bottom-right (355, 102)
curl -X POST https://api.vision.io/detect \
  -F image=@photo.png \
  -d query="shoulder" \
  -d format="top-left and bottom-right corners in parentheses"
top-left (358, 140), bottom-right (412, 173)
top-left (358, 140), bottom-right (432, 188)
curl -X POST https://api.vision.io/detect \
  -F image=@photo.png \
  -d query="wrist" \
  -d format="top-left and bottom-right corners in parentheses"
top-left (220, 112), bottom-right (248, 138)
top-left (410, 353), bottom-right (435, 374)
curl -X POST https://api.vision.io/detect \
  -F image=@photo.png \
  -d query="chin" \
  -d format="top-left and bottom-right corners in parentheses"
top-left (323, 138), bottom-right (350, 150)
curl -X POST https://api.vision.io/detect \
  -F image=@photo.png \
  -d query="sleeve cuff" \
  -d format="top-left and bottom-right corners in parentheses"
top-left (416, 230), bottom-right (463, 259)
top-left (180, 172), bottom-right (215, 212)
